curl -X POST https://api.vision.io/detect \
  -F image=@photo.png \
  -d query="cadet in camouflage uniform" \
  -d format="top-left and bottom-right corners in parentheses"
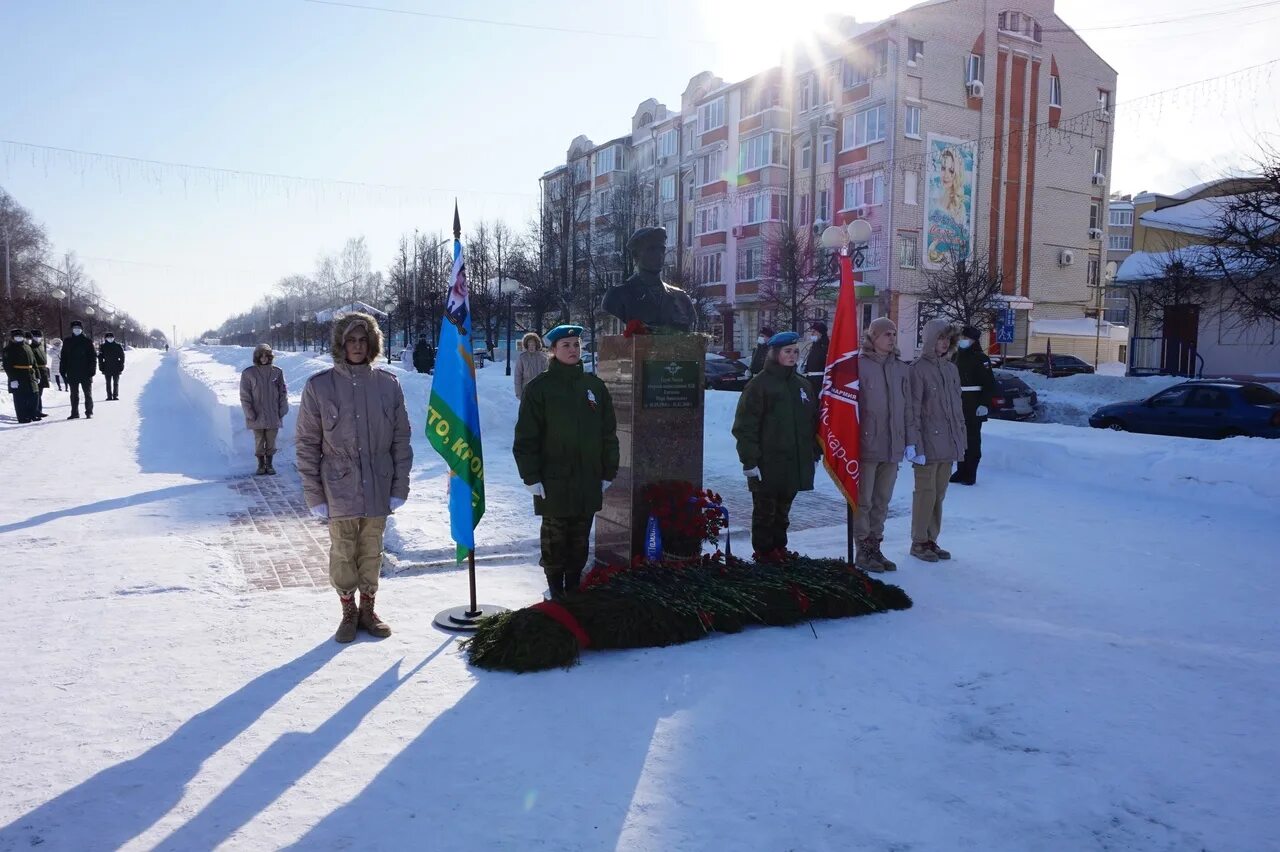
top-left (732, 331), bottom-right (822, 559)
top-left (512, 324), bottom-right (619, 598)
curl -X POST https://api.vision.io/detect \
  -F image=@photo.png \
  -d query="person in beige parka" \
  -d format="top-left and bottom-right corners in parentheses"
top-left (295, 313), bottom-right (413, 643)
top-left (239, 343), bottom-right (289, 475)
top-left (908, 318), bottom-right (968, 562)
top-left (852, 317), bottom-right (921, 573)
top-left (513, 331), bottom-right (548, 399)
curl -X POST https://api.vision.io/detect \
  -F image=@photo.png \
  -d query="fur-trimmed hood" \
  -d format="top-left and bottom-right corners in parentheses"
top-left (330, 312), bottom-right (384, 364)
top-left (520, 331), bottom-right (544, 351)
top-left (919, 318), bottom-right (960, 361)
top-left (253, 343), bottom-right (274, 365)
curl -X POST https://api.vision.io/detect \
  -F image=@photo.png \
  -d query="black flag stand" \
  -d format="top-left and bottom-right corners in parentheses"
top-left (433, 548), bottom-right (508, 632)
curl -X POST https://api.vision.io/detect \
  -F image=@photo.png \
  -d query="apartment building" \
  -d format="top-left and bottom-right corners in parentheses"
top-left (540, 0), bottom-right (1117, 358)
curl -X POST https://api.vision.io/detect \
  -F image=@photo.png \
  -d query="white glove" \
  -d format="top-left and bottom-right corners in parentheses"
top-left (912, 453), bottom-right (927, 465)
top-left (601, 480), bottom-right (612, 493)
top-left (744, 467), bottom-right (762, 480)
top-left (389, 497), bottom-right (405, 511)
top-left (310, 503), bottom-right (329, 519)
top-left (903, 445), bottom-right (917, 463)
top-left (8, 380), bottom-right (17, 389)
top-left (976, 405), bottom-right (989, 417)
top-left (526, 482), bottom-right (545, 498)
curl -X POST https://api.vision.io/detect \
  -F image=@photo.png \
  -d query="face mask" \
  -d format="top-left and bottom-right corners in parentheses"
top-left (958, 339), bottom-right (973, 349)
top-left (12, 336), bottom-right (23, 343)
top-left (72, 328), bottom-right (83, 335)
top-left (809, 333), bottom-right (819, 342)
top-left (32, 337), bottom-right (41, 343)
top-left (757, 336), bottom-right (767, 345)
top-left (105, 337), bottom-right (115, 343)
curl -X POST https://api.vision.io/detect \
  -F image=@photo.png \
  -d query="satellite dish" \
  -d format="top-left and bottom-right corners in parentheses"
top-left (1104, 261), bottom-right (1117, 282)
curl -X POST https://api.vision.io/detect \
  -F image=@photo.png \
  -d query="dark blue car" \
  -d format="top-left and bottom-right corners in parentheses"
top-left (1089, 381), bottom-right (1280, 439)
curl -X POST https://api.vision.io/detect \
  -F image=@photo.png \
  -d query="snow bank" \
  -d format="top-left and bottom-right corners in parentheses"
top-left (982, 418), bottom-right (1280, 505)
top-left (1015, 371), bottom-right (1185, 426)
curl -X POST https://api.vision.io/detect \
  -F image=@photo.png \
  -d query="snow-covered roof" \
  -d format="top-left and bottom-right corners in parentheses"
top-left (1112, 246), bottom-right (1267, 284)
top-left (1138, 197), bottom-right (1231, 237)
top-left (1030, 318), bottom-right (1127, 340)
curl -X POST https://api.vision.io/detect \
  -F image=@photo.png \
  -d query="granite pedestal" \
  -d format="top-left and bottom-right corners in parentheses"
top-left (594, 334), bottom-right (706, 566)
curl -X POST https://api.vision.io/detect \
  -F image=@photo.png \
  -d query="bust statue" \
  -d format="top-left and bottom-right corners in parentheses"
top-left (601, 227), bottom-right (697, 332)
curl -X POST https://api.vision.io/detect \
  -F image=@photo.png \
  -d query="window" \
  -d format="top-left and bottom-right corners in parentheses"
top-left (699, 98), bottom-right (725, 133)
top-left (905, 104), bottom-right (921, 138)
top-left (861, 303), bottom-right (873, 334)
top-left (737, 246), bottom-right (763, 281)
top-left (685, 222), bottom-right (693, 247)
top-left (843, 40), bottom-right (888, 88)
top-left (638, 142), bottom-right (655, 170)
top-left (572, 160), bottom-right (588, 183)
top-left (1242, 385), bottom-right (1280, 405)
top-left (853, 233), bottom-right (883, 271)
top-left (743, 192), bottom-right (787, 224)
top-left (798, 74), bottom-right (816, 112)
top-left (1087, 257), bottom-right (1100, 287)
top-left (999, 10), bottom-right (1043, 42)
top-left (800, 138), bottom-right (813, 170)
top-left (698, 149), bottom-right (724, 185)
top-left (907, 38), bottom-right (924, 64)
top-left (738, 132), bottom-right (789, 173)
top-left (1049, 75), bottom-right (1061, 107)
top-left (1187, 387), bottom-right (1230, 409)
top-left (1089, 202), bottom-right (1101, 231)
top-left (967, 53), bottom-right (984, 83)
top-left (1093, 147), bottom-right (1107, 175)
top-left (658, 129), bottom-right (678, 159)
top-left (696, 205), bottom-right (723, 234)
top-left (1109, 209), bottom-right (1133, 227)
top-left (817, 189), bottom-right (831, 223)
top-left (820, 133), bottom-right (834, 164)
top-left (820, 73), bottom-right (836, 105)
top-left (898, 233), bottom-right (919, 268)
top-left (1098, 89), bottom-right (1111, 111)
top-left (594, 146), bottom-right (620, 176)
top-left (746, 84), bottom-right (781, 115)
top-left (660, 174), bottom-right (676, 202)
top-left (798, 193), bottom-right (812, 225)
top-left (1150, 387), bottom-right (1192, 408)
top-left (843, 171), bottom-right (885, 209)
top-left (904, 171), bottom-right (919, 205)
top-left (695, 252), bottom-right (723, 285)
top-left (843, 104), bottom-right (886, 149)
top-left (595, 188), bottom-right (615, 216)
top-left (1108, 234), bottom-right (1132, 251)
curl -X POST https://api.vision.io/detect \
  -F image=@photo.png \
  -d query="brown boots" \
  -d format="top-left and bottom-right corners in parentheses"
top-left (335, 593), bottom-right (359, 643)
top-left (334, 591), bottom-right (391, 642)
top-left (855, 537), bottom-right (898, 573)
top-left (358, 593), bottom-right (392, 638)
top-left (910, 541), bottom-right (951, 562)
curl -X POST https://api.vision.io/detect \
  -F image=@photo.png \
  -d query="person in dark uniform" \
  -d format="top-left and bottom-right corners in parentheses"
top-left (59, 320), bottom-right (97, 419)
top-left (748, 325), bottom-right (775, 377)
top-left (951, 325), bottom-right (997, 485)
top-left (3, 329), bottom-right (40, 423)
top-left (732, 331), bottom-right (822, 560)
top-left (412, 335), bottom-right (435, 374)
top-left (98, 331), bottom-right (126, 400)
top-left (513, 324), bottom-right (620, 599)
top-left (27, 330), bottom-right (50, 419)
top-left (802, 321), bottom-right (829, 381)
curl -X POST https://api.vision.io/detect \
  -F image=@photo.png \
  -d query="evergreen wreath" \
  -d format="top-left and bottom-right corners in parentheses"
top-left (463, 552), bottom-right (912, 673)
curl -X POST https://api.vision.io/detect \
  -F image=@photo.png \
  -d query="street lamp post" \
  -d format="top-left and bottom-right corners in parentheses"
top-left (51, 288), bottom-right (67, 337)
top-left (494, 277), bottom-right (521, 376)
top-left (84, 305), bottom-right (96, 338)
top-left (384, 303), bottom-right (396, 363)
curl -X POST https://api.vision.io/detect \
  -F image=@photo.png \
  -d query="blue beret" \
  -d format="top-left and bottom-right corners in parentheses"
top-left (545, 324), bottom-right (584, 345)
top-left (767, 331), bottom-right (800, 347)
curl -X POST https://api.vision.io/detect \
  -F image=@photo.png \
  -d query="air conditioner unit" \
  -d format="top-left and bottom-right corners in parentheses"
top-left (731, 226), bottom-right (744, 238)
top-left (1098, 109), bottom-right (1112, 122)
top-left (853, 206), bottom-right (868, 219)
top-left (967, 80), bottom-right (985, 98)
top-left (1091, 173), bottom-right (1107, 186)
top-left (1058, 249), bottom-right (1075, 266)
top-left (1088, 228), bottom-right (1103, 239)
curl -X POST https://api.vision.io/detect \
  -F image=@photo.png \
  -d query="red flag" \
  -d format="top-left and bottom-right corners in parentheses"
top-left (818, 253), bottom-right (861, 509)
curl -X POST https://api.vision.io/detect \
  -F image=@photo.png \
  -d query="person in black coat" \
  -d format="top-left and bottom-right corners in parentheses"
top-left (802, 321), bottom-right (829, 381)
top-left (59, 320), bottom-right (97, 419)
top-left (951, 325), bottom-right (997, 485)
top-left (412, 336), bottom-right (435, 374)
top-left (3, 329), bottom-right (41, 423)
top-left (748, 325), bottom-right (774, 377)
top-left (27, 330), bottom-right (50, 419)
top-left (98, 332), bottom-right (126, 400)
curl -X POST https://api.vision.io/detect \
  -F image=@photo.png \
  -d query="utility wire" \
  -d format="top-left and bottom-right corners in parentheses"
top-left (1044, 0), bottom-right (1280, 32)
top-left (300, 0), bottom-right (713, 45)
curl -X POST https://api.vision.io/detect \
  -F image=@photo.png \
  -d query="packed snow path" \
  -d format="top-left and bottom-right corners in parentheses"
top-left (0, 348), bottom-right (1277, 851)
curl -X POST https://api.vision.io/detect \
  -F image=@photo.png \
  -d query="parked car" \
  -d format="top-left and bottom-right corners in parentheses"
top-left (705, 356), bottom-right (749, 391)
top-left (988, 370), bottom-right (1039, 421)
top-left (1001, 353), bottom-right (1096, 377)
top-left (1088, 381), bottom-right (1280, 439)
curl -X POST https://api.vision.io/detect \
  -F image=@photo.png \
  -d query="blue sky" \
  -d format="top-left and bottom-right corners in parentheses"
top-left (3, 0), bottom-right (1275, 338)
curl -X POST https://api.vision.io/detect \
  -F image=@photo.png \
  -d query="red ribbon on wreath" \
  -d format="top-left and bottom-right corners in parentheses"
top-left (531, 600), bottom-right (592, 648)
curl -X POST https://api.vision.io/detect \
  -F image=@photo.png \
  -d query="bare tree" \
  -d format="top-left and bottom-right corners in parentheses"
top-left (759, 225), bottom-right (834, 331)
top-left (913, 245), bottom-right (1005, 332)
top-left (1130, 247), bottom-right (1215, 328)
top-left (1206, 146), bottom-right (1280, 326)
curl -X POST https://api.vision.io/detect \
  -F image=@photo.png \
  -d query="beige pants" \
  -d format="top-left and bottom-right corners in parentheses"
top-left (328, 516), bottom-right (388, 596)
top-left (911, 462), bottom-right (952, 544)
top-left (852, 460), bottom-right (899, 540)
top-left (253, 428), bottom-right (278, 456)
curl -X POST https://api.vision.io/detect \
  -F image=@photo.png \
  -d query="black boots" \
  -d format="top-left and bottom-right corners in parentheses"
top-left (264, 454), bottom-right (276, 475)
top-left (255, 456), bottom-right (267, 476)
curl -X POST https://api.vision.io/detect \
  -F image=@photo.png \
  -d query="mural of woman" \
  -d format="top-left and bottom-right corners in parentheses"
top-left (939, 148), bottom-right (966, 222)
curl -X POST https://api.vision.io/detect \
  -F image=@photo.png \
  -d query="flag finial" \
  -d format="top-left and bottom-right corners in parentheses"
top-left (453, 201), bottom-right (461, 241)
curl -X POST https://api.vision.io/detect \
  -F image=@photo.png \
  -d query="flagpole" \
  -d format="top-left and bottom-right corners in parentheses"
top-left (468, 548), bottom-right (480, 617)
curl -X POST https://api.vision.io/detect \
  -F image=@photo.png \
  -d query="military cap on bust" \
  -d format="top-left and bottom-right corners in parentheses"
top-left (544, 324), bottom-right (584, 345)
top-left (626, 226), bottom-right (667, 253)
top-left (766, 331), bottom-right (800, 348)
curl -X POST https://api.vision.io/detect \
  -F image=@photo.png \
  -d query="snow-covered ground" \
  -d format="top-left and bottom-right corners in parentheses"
top-left (1, 347), bottom-right (1277, 851)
